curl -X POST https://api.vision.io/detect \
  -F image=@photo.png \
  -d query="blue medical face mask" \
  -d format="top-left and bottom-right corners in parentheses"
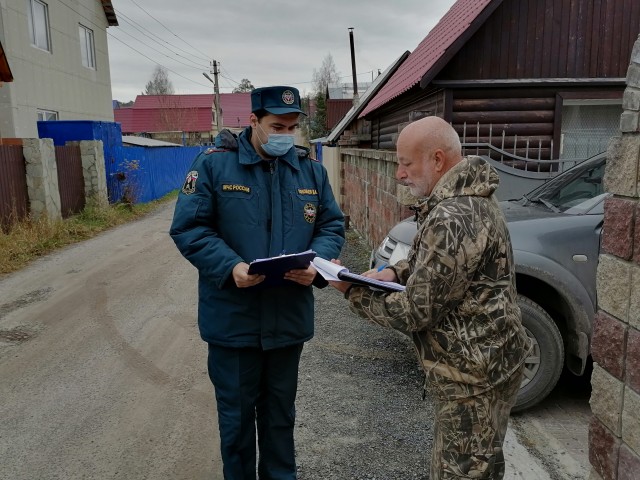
top-left (257, 123), bottom-right (295, 157)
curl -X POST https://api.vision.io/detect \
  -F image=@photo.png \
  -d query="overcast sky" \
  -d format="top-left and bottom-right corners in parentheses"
top-left (106, 0), bottom-right (457, 103)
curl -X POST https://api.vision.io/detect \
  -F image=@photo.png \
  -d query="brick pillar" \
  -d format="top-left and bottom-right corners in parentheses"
top-left (22, 138), bottom-right (62, 221)
top-left (589, 35), bottom-right (640, 480)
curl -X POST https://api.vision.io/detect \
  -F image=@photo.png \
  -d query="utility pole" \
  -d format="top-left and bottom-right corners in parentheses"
top-left (211, 60), bottom-right (222, 134)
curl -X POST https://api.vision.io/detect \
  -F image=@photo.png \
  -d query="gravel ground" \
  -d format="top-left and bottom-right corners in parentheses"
top-left (295, 228), bottom-right (435, 479)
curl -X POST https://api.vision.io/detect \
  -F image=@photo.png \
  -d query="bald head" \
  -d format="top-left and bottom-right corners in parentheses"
top-left (395, 116), bottom-right (463, 197)
top-left (399, 116), bottom-right (462, 162)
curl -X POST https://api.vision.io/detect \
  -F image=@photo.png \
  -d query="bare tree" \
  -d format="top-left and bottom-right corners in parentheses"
top-left (144, 65), bottom-right (175, 95)
top-left (312, 54), bottom-right (340, 95)
top-left (232, 78), bottom-right (255, 93)
top-left (310, 54), bottom-right (340, 139)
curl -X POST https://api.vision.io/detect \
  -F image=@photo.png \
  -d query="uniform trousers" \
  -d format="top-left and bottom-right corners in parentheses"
top-left (430, 365), bottom-right (525, 480)
top-left (207, 343), bottom-right (304, 480)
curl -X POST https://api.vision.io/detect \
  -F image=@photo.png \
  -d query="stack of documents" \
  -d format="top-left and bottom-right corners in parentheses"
top-left (312, 257), bottom-right (405, 293)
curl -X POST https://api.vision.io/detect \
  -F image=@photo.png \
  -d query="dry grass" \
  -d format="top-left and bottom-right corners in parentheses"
top-left (0, 191), bottom-right (178, 275)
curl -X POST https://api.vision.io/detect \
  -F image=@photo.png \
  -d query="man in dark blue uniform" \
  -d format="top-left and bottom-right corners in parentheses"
top-left (170, 86), bottom-right (345, 479)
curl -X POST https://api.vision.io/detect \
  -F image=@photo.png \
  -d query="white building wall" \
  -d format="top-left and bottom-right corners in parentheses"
top-left (0, 0), bottom-right (114, 138)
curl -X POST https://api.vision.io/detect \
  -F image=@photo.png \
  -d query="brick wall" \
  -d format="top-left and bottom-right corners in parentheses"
top-left (589, 35), bottom-right (640, 480)
top-left (340, 148), bottom-right (414, 250)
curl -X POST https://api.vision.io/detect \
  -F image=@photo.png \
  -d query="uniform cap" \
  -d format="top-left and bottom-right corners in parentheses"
top-left (251, 86), bottom-right (306, 115)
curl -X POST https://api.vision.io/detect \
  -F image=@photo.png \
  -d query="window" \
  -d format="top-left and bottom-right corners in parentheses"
top-left (27, 0), bottom-right (51, 52)
top-left (37, 109), bottom-right (58, 121)
top-left (79, 24), bottom-right (95, 69)
top-left (560, 100), bottom-right (622, 160)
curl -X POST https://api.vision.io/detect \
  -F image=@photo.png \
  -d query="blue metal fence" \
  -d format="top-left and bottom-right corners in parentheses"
top-left (37, 120), bottom-right (207, 205)
top-left (109, 145), bottom-right (206, 204)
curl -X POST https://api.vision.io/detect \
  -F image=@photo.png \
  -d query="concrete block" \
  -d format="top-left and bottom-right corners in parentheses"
top-left (589, 416), bottom-right (620, 480)
top-left (604, 135), bottom-right (639, 197)
top-left (590, 363), bottom-right (624, 435)
top-left (597, 255), bottom-right (631, 322)
top-left (627, 328), bottom-right (640, 395)
top-left (622, 387), bottom-right (640, 453)
top-left (618, 444), bottom-right (640, 480)
top-left (602, 197), bottom-right (636, 260)
top-left (634, 204), bottom-right (640, 265)
top-left (620, 111), bottom-right (640, 133)
top-left (588, 468), bottom-right (604, 480)
top-left (631, 36), bottom-right (640, 65)
top-left (631, 265), bottom-right (640, 330)
top-left (591, 311), bottom-right (627, 379)
top-left (628, 63), bottom-right (640, 89)
top-left (623, 87), bottom-right (640, 111)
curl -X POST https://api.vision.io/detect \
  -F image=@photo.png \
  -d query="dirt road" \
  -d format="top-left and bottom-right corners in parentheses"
top-left (0, 204), bottom-right (220, 479)
top-left (0, 202), bottom-right (592, 479)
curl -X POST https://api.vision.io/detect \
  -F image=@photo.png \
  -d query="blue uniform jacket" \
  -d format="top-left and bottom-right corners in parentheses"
top-left (170, 128), bottom-right (345, 349)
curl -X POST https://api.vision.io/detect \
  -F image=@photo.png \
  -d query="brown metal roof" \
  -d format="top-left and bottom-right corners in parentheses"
top-left (0, 40), bottom-right (13, 82)
top-left (101, 1), bottom-right (118, 26)
top-left (360, 0), bottom-right (502, 117)
top-left (326, 99), bottom-right (353, 130)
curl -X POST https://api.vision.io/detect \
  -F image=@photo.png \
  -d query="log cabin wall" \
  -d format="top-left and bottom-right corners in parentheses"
top-left (371, 89), bottom-right (445, 150)
top-left (439, 0), bottom-right (640, 81)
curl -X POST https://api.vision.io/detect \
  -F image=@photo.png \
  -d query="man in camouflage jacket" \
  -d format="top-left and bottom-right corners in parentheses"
top-left (330, 116), bottom-right (531, 479)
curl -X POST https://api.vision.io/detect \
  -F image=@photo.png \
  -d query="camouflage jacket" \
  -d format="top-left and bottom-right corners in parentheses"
top-left (348, 156), bottom-right (531, 399)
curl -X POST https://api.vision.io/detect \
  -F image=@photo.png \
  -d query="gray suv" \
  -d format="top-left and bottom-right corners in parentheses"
top-left (371, 153), bottom-right (608, 411)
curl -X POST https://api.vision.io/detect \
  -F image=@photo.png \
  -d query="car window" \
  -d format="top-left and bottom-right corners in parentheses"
top-left (528, 155), bottom-right (606, 213)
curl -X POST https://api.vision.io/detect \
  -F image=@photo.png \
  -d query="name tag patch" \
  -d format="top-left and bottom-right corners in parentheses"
top-left (298, 188), bottom-right (318, 195)
top-left (182, 171), bottom-right (199, 195)
top-left (222, 184), bottom-right (251, 194)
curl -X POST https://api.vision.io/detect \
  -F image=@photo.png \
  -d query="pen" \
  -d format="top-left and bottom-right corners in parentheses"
top-left (377, 263), bottom-right (387, 272)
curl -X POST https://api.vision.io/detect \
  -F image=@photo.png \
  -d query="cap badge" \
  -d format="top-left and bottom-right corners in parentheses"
top-left (282, 90), bottom-right (295, 105)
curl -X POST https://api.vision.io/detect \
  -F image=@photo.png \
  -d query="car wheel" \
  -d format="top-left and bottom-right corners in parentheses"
top-left (512, 294), bottom-right (564, 413)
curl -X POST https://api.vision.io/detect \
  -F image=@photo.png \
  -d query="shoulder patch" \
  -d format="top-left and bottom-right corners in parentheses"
top-left (204, 147), bottom-right (228, 155)
top-left (182, 171), bottom-right (199, 195)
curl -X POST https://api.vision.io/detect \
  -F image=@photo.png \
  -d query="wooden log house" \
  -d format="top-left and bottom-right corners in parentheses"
top-left (352, 0), bottom-right (640, 165)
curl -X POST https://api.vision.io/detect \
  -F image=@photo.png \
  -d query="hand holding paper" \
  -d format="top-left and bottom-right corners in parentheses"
top-left (312, 257), bottom-right (405, 293)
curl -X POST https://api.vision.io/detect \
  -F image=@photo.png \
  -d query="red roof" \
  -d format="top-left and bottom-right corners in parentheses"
top-left (113, 108), bottom-right (134, 132)
top-left (327, 99), bottom-right (353, 130)
top-left (219, 93), bottom-right (251, 128)
top-left (134, 94), bottom-right (213, 109)
top-left (360, 0), bottom-right (496, 117)
top-left (114, 93), bottom-right (252, 134)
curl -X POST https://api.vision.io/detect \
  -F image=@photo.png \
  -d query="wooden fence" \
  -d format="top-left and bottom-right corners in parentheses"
top-left (0, 145), bottom-right (29, 228)
top-left (55, 145), bottom-right (84, 218)
top-left (0, 144), bottom-right (85, 227)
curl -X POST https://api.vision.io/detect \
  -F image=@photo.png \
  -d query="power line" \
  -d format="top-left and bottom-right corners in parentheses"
top-left (107, 33), bottom-right (212, 89)
top-left (114, 10), bottom-right (209, 68)
top-left (110, 28), bottom-right (208, 71)
top-left (129, 0), bottom-right (211, 61)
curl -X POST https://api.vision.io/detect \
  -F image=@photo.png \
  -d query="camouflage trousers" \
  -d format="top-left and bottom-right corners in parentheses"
top-left (430, 366), bottom-right (524, 479)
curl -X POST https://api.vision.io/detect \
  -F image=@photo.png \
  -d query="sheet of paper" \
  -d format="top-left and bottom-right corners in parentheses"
top-left (312, 257), bottom-right (406, 292)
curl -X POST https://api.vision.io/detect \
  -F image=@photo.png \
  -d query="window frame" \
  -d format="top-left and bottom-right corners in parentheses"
top-left (79, 24), bottom-right (96, 69)
top-left (27, 0), bottom-right (51, 52)
top-left (37, 109), bottom-right (59, 121)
